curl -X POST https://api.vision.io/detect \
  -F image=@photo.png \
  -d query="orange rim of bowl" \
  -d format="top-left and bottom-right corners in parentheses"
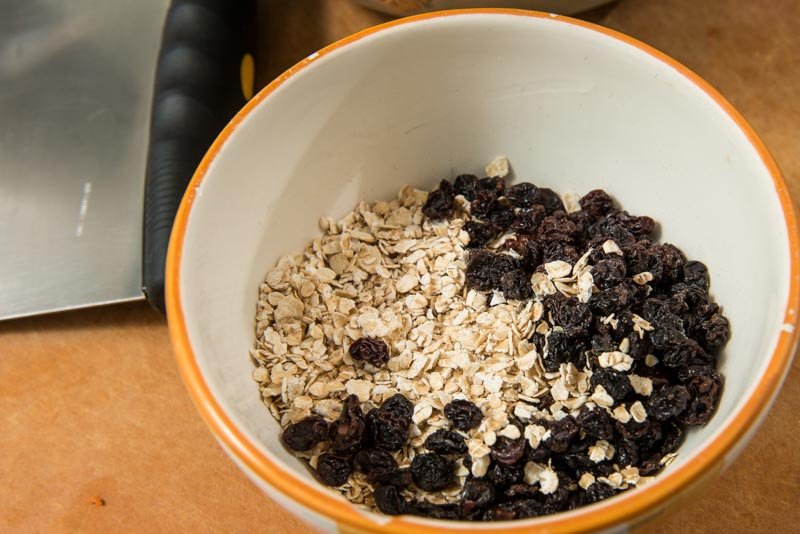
top-left (167, 8), bottom-right (800, 533)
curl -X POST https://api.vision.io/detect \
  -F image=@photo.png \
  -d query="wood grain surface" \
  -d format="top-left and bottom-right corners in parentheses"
top-left (2, 0), bottom-right (798, 532)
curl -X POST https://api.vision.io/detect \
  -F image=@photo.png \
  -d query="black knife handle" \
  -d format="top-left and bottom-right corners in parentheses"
top-left (143, 0), bottom-right (255, 313)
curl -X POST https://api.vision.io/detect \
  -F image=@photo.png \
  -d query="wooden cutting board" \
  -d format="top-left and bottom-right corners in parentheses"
top-left (2, 0), bottom-right (798, 532)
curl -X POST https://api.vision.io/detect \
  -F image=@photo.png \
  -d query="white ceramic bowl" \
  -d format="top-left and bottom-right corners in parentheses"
top-left (167, 10), bottom-right (799, 533)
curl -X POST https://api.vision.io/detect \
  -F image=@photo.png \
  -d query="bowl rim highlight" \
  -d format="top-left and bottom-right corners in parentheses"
top-left (166, 9), bottom-right (800, 533)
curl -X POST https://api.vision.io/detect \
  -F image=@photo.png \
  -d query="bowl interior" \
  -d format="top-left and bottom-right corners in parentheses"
top-left (174, 12), bottom-right (792, 525)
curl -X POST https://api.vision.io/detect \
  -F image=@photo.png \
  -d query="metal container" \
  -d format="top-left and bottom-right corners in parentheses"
top-left (354, 0), bottom-right (614, 17)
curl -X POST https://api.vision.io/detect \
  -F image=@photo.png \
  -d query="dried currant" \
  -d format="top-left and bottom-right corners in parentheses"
top-left (422, 180), bottom-right (455, 219)
top-left (567, 490), bottom-right (589, 510)
top-left (533, 187), bottom-right (565, 214)
top-left (504, 235), bottom-right (543, 273)
top-left (591, 333), bottom-right (617, 355)
top-left (510, 205), bottom-right (546, 234)
top-left (589, 216), bottom-right (636, 247)
top-left (670, 283), bottom-right (708, 311)
top-left (489, 253), bottom-right (522, 287)
top-left (478, 176), bottom-right (506, 195)
top-left (281, 415), bottom-right (329, 452)
top-left (627, 333), bottom-right (653, 360)
top-left (484, 201), bottom-right (516, 232)
top-left (373, 485), bottom-right (408, 515)
top-left (614, 439), bottom-right (639, 468)
top-left (579, 189), bottom-right (615, 219)
top-left (589, 282), bottom-right (639, 316)
top-left (487, 462), bottom-right (523, 490)
top-left (411, 453), bottom-right (453, 492)
top-left (542, 474), bottom-right (572, 511)
top-left (355, 451), bottom-right (411, 487)
top-left (542, 241), bottom-right (580, 263)
top-left (537, 215), bottom-right (578, 243)
top-left (328, 394), bottom-right (366, 456)
top-left (391, 468), bottom-right (414, 489)
top-left (611, 309), bottom-right (635, 341)
top-left (424, 429), bottom-right (468, 455)
top-left (530, 332), bottom-right (547, 354)
top-left (661, 338), bottom-right (705, 368)
top-left (623, 240), bottom-right (661, 279)
top-left (506, 182), bottom-right (539, 208)
top-left (490, 435), bottom-right (526, 465)
top-left (500, 269), bottom-right (534, 300)
top-left (315, 454), bottom-right (353, 487)
top-left (650, 243), bottom-right (685, 282)
top-left (366, 408), bottom-right (409, 452)
top-left (542, 330), bottom-right (581, 372)
top-left (592, 258), bottom-right (627, 290)
top-left (568, 210), bottom-right (592, 244)
top-left (503, 483), bottom-right (539, 500)
top-left (444, 399), bottom-right (484, 431)
top-left (465, 250), bottom-right (519, 292)
top-left (547, 416), bottom-right (579, 453)
top-left (695, 302), bottom-right (720, 320)
top-left (638, 454), bottom-right (662, 476)
top-left (613, 211), bottom-right (655, 239)
top-left (485, 499), bottom-right (547, 520)
top-left (527, 442), bottom-right (552, 464)
top-left (463, 220), bottom-right (498, 248)
top-left (658, 419), bottom-right (686, 455)
top-left (645, 303), bottom-right (687, 351)
top-left (470, 189), bottom-right (499, 218)
top-left (590, 368), bottom-right (632, 401)
top-left (634, 420), bottom-right (664, 452)
top-left (556, 446), bottom-right (598, 479)
top-left (459, 478), bottom-right (497, 518)
top-left (615, 419), bottom-right (656, 441)
top-left (453, 174), bottom-right (480, 200)
top-left (683, 260), bottom-right (710, 290)
top-left (464, 250), bottom-right (499, 291)
top-left (678, 368), bottom-right (722, 425)
top-left (677, 363), bottom-right (720, 382)
top-left (641, 297), bottom-right (670, 320)
top-left (380, 394), bottom-right (414, 422)
top-left (461, 452), bottom-right (473, 472)
top-left (349, 336), bottom-right (390, 367)
top-left (409, 501), bottom-right (461, 519)
top-left (647, 384), bottom-right (691, 421)
top-left (548, 295), bottom-right (593, 337)
top-left (584, 481), bottom-right (617, 504)
top-left (575, 406), bottom-right (614, 440)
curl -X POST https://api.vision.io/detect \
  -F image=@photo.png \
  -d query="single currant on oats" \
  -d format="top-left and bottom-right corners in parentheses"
top-left (348, 336), bottom-right (390, 367)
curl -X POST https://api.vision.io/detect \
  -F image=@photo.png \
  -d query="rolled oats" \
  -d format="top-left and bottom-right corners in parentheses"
top-left (629, 401), bottom-right (648, 423)
top-left (628, 374), bottom-right (654, 397)
top-left (598, 351), bottom-right (634, 372)
top-left (579, 472), bottom-right (596, 489)
top-left (601, 239), bottom-right (623, 256)
top-left (612, 404), bottom-right (632, 424)
top-left (485, 156), bottom-right (510, 178)
top-left (498, 425), bottom-right (521, 440)
top-left (588, 439), bottom-right (615, 463)
top-left (471, 455), bottom-right (491, 478)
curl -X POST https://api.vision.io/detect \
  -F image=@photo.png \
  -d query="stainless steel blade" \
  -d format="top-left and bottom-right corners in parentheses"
top-left (0, 0), bottom-right (169, 320)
